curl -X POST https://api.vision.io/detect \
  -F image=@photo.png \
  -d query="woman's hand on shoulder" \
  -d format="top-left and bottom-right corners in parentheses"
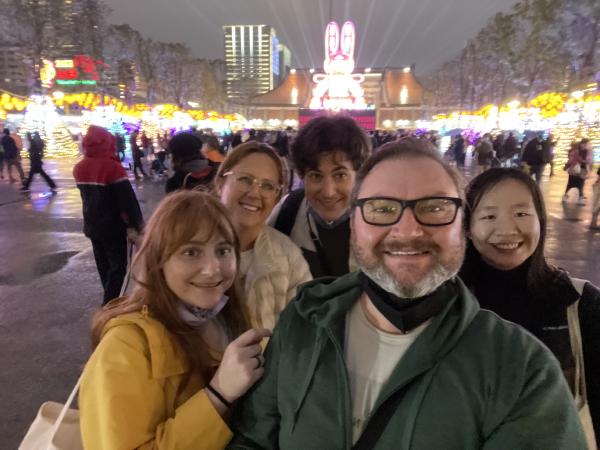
top-left (209, 328), bottom-right (272, 405)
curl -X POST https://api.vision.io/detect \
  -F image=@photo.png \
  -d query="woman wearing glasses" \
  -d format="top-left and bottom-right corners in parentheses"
top-left (460, 168), bottom-right (600, 447)
top-left (214, 142), bottom-right (312, 330)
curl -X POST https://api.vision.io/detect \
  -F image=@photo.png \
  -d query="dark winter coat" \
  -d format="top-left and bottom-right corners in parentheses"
top-left (28, 137), bottom-right (45, 168)
top-left (73, 126), bottom-right (143, 240)
top-left (165, 159), bottom-right (215, 194)
top-left (522, 138), bottom-right (545, 166)
top-left (502, 135), bottom-right (519, 159)
top-left (1, 135), bottom-right (19, 159)
top-left (229, 272), bottom-right (585, 449)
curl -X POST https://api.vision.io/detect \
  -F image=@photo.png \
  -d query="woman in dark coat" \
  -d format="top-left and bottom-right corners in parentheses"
top-left (461, 168), bottom-right (600, 446)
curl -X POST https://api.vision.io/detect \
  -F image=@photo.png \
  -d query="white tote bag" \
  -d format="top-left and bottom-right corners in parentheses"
top-left (19, 376), bottom-right (83, 450)
top-left (568, 278), bottom-right (597, 450)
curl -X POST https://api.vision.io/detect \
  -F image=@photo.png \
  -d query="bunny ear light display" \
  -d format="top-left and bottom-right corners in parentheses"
top-left (310, 20), bottom-right (366, 111)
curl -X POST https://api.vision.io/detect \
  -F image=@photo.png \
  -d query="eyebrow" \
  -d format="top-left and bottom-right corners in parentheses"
top-left (309, 165), bottom-right (350, 173)
top-left (186, 239), bottom-right (233, 246)
top-left (479, 202), bottom-right (534, 210)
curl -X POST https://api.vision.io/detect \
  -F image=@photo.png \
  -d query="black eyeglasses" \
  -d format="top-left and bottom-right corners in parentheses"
top-left (354, 196), bottom-right (462, 227)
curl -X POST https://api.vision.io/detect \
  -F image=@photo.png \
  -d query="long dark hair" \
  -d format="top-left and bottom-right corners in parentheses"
top-left (461, 168), bottom-right (569, 297)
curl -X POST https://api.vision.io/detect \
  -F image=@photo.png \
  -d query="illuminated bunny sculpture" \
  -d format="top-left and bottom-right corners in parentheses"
top-left (309, 21), bottom-right (367, 111)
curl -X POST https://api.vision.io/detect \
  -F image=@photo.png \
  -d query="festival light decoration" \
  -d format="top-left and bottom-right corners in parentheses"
top-left (309, 21), bottom-right (366, 111)
top-left (20, 96), bottom-right (79, 158)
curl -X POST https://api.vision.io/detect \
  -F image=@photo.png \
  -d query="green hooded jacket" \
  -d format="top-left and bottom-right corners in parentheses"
top-left (229, 272), bottom-right (586, 449)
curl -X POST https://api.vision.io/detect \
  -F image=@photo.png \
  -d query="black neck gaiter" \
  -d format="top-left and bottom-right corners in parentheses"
top-left (358, 272), bottom-right (457, 334)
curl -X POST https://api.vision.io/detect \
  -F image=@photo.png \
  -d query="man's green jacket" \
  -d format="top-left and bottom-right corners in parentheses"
top-left (229, 272), bottom-right (586, 449)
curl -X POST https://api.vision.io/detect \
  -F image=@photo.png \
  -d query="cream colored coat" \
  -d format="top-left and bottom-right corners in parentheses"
top-left (240, 225), bottom-right (312, 330)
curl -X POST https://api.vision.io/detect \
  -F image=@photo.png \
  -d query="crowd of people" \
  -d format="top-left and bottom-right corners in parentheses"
top-left (48, 113), bottom-right (600, 449)
top-left (0, 127), bottom-right (56, 191)
top-left (2, 113), bottom-right (597, 447)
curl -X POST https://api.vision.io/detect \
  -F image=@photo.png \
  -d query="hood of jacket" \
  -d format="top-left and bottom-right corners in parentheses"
top-left (102, 309), bottom-right (187, 379)
top-left (83, 125), bottom-right (118, 160)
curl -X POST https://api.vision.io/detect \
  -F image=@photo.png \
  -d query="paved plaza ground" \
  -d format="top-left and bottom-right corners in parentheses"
top-left (0, 155), bottom-right (598, 448)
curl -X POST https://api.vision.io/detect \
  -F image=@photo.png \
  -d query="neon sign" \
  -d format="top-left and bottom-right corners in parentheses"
top-left (309, 21), bottom-right (366, 111)
top-left (40, 55), bottom-right (104, 87)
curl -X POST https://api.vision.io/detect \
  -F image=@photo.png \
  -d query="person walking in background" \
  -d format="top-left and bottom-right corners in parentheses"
top-left (74, 125), bottom-right (144, 304)
top-left (165, 132), bottom-right (216, 193)
top-left (21, 132), bottom-right (56, 192)
top-left (203, 135), bottom-right (225, 166)
top-left (522, 134), bottom-right (545, 184)
top-left (130, 129), bottom-right (147, 180)
top-left (564, 139), bottom-right (593, 205)
top-left (543, 133), bottom-right (556, 176)
top-left (115, 133), bottom-right (126, 162)
top-left (1, 128), bottom-right (25, 183)
top-left (473, 133), bottom-right (494, 174)
top-left (591, 167), bottom-right (600, 230)
top-left (454, 133), bottom-right (466, 167)
top-left (502, 132), bottom-right (519, 167)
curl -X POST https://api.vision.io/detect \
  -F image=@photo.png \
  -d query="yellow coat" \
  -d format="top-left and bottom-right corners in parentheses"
top-left (79, 310), bottom-right (232, 450)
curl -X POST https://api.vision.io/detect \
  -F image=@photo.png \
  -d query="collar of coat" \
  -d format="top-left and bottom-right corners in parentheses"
top-left (102, 311), bottom-right (188, 379)
top-left (244, 226), bottom-right (281, 281)
top-left (294, 271), bottom-right (479, 367)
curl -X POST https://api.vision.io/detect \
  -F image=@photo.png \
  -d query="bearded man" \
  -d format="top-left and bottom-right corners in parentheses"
top-left (228, 138), bottom-right (585, 449)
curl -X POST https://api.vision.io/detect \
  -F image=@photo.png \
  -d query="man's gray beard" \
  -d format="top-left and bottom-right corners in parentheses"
top-left (352, 236), bottom-right (466, 299)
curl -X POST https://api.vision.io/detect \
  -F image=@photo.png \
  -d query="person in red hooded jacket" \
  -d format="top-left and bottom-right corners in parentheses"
top-left (73, 126), bottom-right (144, 304)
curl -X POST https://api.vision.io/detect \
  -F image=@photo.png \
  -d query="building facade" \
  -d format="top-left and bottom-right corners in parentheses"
top-left (0, 46), bottom-right (31, 95)
top-left (248, 66), bottom-right (430, 130)
top-left (223, 24), bottom-right (290, 104)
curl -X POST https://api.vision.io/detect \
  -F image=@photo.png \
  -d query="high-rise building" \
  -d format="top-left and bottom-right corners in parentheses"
top-left (223, 25), bottom-right (289, 104)
top-left (0, 46), bottom-right (31, 95)
top-left (278, 44), bottom-right (292, 86)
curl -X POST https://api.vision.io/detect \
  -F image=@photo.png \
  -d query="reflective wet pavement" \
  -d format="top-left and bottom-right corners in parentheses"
top-left (0, 156), bottom-right (598, 447)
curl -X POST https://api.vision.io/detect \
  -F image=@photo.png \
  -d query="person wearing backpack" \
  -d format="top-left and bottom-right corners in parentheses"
top-left (165, 132), bottom-right (216, 193)
top-left (268, 115), bottom-right (371, 278)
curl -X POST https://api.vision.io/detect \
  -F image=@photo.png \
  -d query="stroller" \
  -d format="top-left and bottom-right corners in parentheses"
top-left (150, 150), bottom-right (168, 177)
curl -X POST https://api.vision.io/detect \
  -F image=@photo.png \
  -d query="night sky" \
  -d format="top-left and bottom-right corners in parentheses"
top-left (104, 0), bottom-right (516, 73)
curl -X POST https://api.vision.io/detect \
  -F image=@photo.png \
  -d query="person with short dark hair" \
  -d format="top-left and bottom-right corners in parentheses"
top-left (1, 128), bottom-right (25, 183)
top-left (74, 126), bottom-right (144, 304)
top-left (165, 132), bottom-right (216, 193)
top-left (522, 134), bottom-right (546, 184)
top-left (229, 138), bottom-right (586, 449)
top-left (21, 132), bottom-right (56, 191)
top-left (269, 115), bottom-right (371, 278)
top-left (129, 130), bottom-right (147, 180)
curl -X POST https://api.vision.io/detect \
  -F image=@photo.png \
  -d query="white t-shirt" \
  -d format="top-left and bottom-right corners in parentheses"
top-left (344, 298), bottom-right (429, 444)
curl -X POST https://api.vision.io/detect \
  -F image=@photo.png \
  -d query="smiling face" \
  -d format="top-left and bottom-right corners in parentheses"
top-left (303, 151), bottom-right (356, 222)
top-left (162, 231), bottom-right (237, 309)
top-left (216, 152), bottom-right (281, 238)
top-left (469, 179), bottom-right (540, 271)
top-left (351, 157), bottom-right (465, 298)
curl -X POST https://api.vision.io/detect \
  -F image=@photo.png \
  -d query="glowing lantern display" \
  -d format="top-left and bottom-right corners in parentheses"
top-left (309, 21), bottom-right (366, 111)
